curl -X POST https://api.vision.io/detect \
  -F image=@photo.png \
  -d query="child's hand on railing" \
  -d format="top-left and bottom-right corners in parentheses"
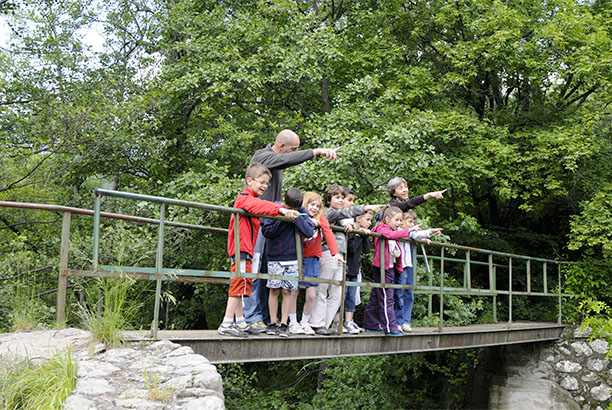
top-left (344, 222), bottom-right (354, 232)
top-left (359, 228), bottom-right (371, 235)
top-left (279, 208), bottom-right (299, 220)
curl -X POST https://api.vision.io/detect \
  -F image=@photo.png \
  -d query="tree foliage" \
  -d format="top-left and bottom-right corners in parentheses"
top-left (1, 0), bottom-right (612, 407)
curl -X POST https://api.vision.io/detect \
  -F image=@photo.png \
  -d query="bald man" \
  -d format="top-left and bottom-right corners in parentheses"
top-left (245, 130), bottom-right (340, 331)
top-left (249, 129), bottom-right (340, 202)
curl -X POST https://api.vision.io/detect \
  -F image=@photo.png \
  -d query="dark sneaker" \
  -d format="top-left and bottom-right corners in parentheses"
top-left (217, 323), bottom-right (248, 338)
top-left (266, 323), bottom-right (278, 335)
top-left (278, 323), bottom-right (290, 338)
top-left (314, 326), bottom-right (331, 336)
top-left (386, 330), bottom-right (403, 337)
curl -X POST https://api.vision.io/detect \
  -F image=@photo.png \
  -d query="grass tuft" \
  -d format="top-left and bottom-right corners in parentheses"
top-left (0, 350), bottom-right (76, 410)
top-left (10, 284), bottom-right (53, 332)
top-left (142, 369), bottom-right (176, 402)
top-left (77, 275), bottom-right (140, 347)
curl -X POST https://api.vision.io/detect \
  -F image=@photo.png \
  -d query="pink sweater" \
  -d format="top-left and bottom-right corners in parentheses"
top-left (371, 222), bottom-right (414, 271)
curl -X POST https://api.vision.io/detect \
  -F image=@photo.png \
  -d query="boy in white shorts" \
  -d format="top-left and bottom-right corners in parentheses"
top-left (261, 188), bottom-right (314, 338)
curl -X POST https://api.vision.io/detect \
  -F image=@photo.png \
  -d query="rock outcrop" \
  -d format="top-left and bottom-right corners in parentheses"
top-left (0, 328), bottom-right (225, 409)
top-left (487, 326), bottom-right (611, 410)
top-left (65, 339), bottom-right (225, 410)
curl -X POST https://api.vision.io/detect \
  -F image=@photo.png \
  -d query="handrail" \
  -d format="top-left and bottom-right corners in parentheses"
top-left (0, 200), bottom-right (227, 233)
top-left (93, 189), bottom-right (570, 264)
top-left (0, 190), bottom-right (573, 339)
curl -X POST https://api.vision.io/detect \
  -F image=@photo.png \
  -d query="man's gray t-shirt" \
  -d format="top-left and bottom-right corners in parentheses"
top-left (249, 144), bottom-right (314, 201)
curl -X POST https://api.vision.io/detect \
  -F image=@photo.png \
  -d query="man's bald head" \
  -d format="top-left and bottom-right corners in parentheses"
top-left (273, 129), bottom-right (300, 153)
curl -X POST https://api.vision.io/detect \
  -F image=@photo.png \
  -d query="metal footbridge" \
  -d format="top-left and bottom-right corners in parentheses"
top-left (123, 322), bottom-right (564, 364)
top-left (0, 189), bottom-right (572, 364)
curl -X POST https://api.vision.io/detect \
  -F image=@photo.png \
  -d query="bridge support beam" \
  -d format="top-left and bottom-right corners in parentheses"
top-left (125, 322), bottom-right (564, 364)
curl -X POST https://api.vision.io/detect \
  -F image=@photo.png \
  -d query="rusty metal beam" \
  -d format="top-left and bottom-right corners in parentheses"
top-left (123, 322), bottom-right (564, 364)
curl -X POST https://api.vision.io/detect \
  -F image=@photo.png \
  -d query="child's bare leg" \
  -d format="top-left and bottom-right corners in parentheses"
top-left (303, 287), bottom-right (316, 316)
top-left (281, 289), bottom-right (292, 324)
top-left (290, 289), bottom-right (299, 316)
top-left (223, 296), bottom-right (241, 321)
top-left (235, 298), bottom-right (244, 318)
top-left (268, 288), bottom-right (279, 324)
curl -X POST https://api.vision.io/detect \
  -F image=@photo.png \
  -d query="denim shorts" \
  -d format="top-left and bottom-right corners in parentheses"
top-left (299, 257), bottom-right (320, 287)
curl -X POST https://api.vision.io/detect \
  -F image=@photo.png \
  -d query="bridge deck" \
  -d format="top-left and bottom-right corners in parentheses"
top-left (123, 322), bottom-right (564, 364)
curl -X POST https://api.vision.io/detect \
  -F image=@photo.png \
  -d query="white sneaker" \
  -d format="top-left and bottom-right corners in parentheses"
top-left (289, 322), bottom-right (305, 334)
top-left (402, 323), bottom-right (413, 332)
top-left (301, 323), bottom-right (315, 335)
top-left (344, 321), bottom-right (360, 334)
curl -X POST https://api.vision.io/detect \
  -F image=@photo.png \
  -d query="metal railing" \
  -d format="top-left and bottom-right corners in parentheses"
top-left (1, 189), bottom-right (573, 339)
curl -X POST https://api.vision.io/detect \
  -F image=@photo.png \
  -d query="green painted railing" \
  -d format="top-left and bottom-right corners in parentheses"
top-left (0, 189), bottom-right (574, 339)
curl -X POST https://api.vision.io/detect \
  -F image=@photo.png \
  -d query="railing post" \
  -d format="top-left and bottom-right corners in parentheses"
top-left (380, 238), bottom-right (386, 282)
top-left (56, 211), bottom-right (71, 326)
top-left (489, 254), bottom-right (497, 323)
top-left (338, 232), bottom-right (348, 335)
top-left (295, 228), bottom-right (303, 283)
top-left (234, 212), bottom-right (241, 279)
top-left (413, 240), bottom-right (418, 289)
top-left (558, 264), bottom-right (562, 325)
top-left (526, 259), bottom-right (531, 295)
top-left (508, 257), bottom-right (513, 325)
top-left (439, 247), bottom-right (444, 332)
top-left (380, 237), bottom-right (386, 330)
top-left (92, 193), bottom-right (101, 271)
top-left (465, 250), bottom-right (471, 291)
top-left (152, 203), bottom-right (166, 340)
top-left (543, 262), bottom-right (548, 294)
top-left (428, 247), bottom-right (435, 317)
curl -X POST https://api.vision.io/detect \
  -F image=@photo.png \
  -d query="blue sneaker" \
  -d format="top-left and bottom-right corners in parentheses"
top-left (386, 330), bottom-right (403, 337)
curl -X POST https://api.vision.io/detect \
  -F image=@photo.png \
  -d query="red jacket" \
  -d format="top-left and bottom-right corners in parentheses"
top-left (227, 188), bottom-right (282, 258)
top-left (303, 214), bottom-right (340, 258)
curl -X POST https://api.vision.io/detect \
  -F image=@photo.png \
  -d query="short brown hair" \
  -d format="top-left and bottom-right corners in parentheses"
top-left (324, 184), bottom-right (344, 206)
top-left (403, 210), bottom-right (417, 220)
top-left (355, 212), bottom-right (372, 222)
top-left (246, 163), bottom-right (271, 180)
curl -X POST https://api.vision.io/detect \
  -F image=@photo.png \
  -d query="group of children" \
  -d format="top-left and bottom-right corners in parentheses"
top-left (218, 163), bottom-right (444, 338)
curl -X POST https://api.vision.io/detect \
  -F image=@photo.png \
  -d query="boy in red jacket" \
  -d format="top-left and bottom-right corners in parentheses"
top-left (219, 163), bottom-right (299, 337)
